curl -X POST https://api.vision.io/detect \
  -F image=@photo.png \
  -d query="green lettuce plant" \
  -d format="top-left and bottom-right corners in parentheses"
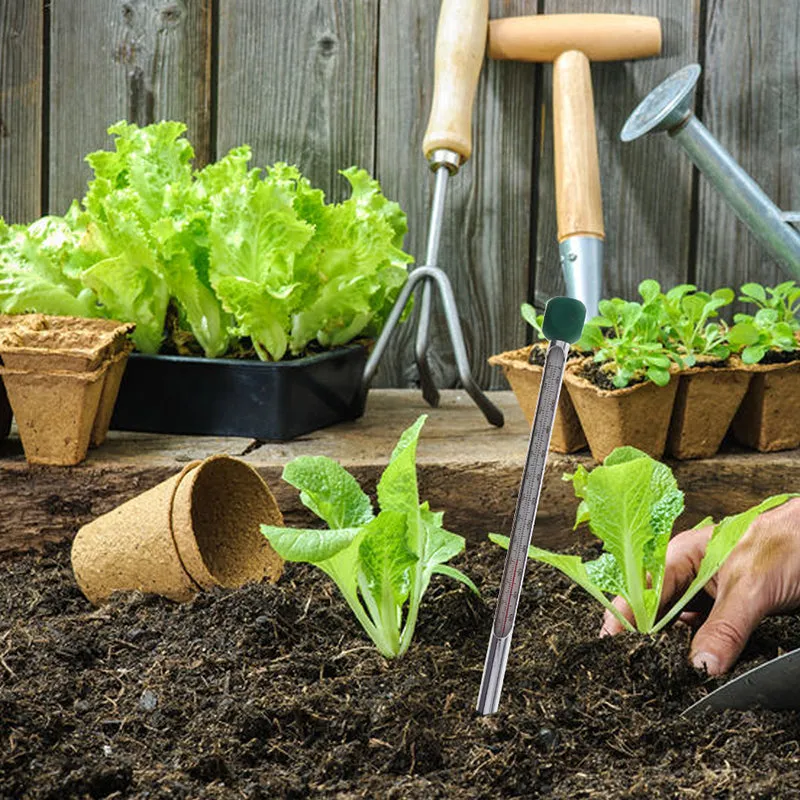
top-left (728, 309), bottom-right (798, 364)
top-left (261, 415), bottom-right (477, 658)
top-left (490, 446), bottom-right (798, 633)
top-left (586, 283), bottom-right (675, 388)
top-left (738, 281), bottom-right (800, 330)
top-left (659, 283), bottom-right (734, 366)
top-left (0, 121), bottom-right (413, 360)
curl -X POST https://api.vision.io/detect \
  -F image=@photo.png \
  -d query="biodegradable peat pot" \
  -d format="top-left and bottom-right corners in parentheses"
top-left (0, 314), bottom-right (134, 372)
top-left (489, 345), bottom-right (586, 453)
top-left (731, 356), bottom-right (800, 452)
top-left (563, 362), bottom-right (679, 462)
top-left (0, 378), bottom-right (10, 439)
top-left (71, 455), bottom-right (284, 605)
top-left (171, 455), bottom-right (284, 590)
top-left (90, 343), bottom-right (135, 447)
top-left (111, 344), bottom-right (368, 440)
top-left (72, 464), bottom-right (199, 604)
top-left (0, 364), bottom-right (108, 465)
top-left (667, 362), bottom-right (753, 460)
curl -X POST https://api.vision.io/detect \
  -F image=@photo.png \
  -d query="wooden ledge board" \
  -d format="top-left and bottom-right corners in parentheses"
top-left (0, 390), bottom-right (798, 556)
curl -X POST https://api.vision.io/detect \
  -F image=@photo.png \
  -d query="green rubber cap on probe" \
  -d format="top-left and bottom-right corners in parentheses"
top-left (541, 297), bottom-right (586, 344)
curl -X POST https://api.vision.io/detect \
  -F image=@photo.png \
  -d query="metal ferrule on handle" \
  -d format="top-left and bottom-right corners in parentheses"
top-left (560, 236), bottom-right (603, 319)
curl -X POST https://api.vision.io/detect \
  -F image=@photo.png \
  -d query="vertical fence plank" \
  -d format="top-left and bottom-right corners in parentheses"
top-left (49, 0), bottom-right (212, 214)
top-left (375, 0), bottom-right (537, 390)
top-left (535, 0), bottom-right (699, 306)
top-left (695, 0), bottom-right (800, 297)
top-left (216, 0), bottom-right (378, 203)
top-left (0, 1), bottom-right (42, 223)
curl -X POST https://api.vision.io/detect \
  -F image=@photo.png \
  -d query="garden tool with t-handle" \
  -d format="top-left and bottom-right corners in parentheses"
top-left (488, 13), bottom-right (663, 318)
top-left (362, 0), bottom-right (503, 428)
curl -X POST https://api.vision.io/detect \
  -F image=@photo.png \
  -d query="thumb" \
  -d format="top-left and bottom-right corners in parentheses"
top-left (689, 588), bottom-right (765, 676)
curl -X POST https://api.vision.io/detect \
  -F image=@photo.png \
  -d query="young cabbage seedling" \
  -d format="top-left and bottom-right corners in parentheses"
top-left (738, 281), bottom-right (800, 330)
top-left (490, 446), bottom-right (798, 633)
top-left (659, 283), bottom-right (734, 366)
top-left (261, 415), bottom-right (478, 658)
top-left (728, 308), bottom-right (798, 364)
top-left (589, 287), bottom-right (675, 388)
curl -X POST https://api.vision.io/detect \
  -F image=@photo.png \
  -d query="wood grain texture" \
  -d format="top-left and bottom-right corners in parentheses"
top-left (216, 0), bottom-right (377, 203)
top-left (422, 0), bottom-right (489, 161)
top-left (0, 1), bottom-right (42, 223)
top-left (535, 0), bottom-right (700, 304)
top-left (374, 0), bottom-right (535, 390)
top-left (48, 0), bottom-right (212, 214)
top-left (552, 49), bottom-right (604, 240)
top-left (695, 0), bottom-right (800, 298)
top-left (3, 389), bottom-right (798, 559)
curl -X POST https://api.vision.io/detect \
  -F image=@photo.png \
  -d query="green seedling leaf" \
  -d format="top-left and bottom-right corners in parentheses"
top-left (489, 533), bottom-right (633, 632)
top-left (282, 456), bottom-right (374, 529)
top-left (377, 414), bottom-right (426, 513)
top-left (261, 415), bottom-right (477, 658)
top-left (260, 525), bottom-right (362, 563)
top-left (492, 449), bottom-right (799, 635)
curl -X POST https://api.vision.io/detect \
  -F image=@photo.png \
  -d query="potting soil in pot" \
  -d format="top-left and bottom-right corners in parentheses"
top-left (2, 540), bottom-right (800, 798)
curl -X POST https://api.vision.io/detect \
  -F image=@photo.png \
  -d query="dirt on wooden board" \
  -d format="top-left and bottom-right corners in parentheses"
top-left (1, 539), bottom-right (800, 799)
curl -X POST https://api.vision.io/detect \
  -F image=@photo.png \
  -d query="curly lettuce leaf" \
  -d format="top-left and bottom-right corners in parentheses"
top-left (0, 206), bottom-right (98, 318)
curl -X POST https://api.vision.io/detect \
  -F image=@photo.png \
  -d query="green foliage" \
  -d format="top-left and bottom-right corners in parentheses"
top-left (586, 282), bottom-right (676, 388)
top-left (490, 446), bottom-right (799, 633)
top-left (0, 121), bottom-right (413, 360)
top-left (0, 204), bottom-right (98, 319)
top-left (261, 415), bottom-right (477, 658)
top-left (738, 281), bottom-right (800, 329)
top-left (728, 309), bottom-right (798, 364)
top-left (659, 283), bottom-right (734, 366)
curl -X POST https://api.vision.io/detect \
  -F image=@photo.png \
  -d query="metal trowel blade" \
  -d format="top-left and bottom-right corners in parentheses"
top-left (683, 646), bottom-right (800, 714)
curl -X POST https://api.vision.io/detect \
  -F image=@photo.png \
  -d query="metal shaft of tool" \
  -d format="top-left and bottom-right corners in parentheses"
top-left (362, 265), bottom-right (504, 427)
top-left (414, 164), bottom-right (452, 407)
top-left (477, 339), bottom-right (569, 715)
top-left (670, 116), bottom-right (800, 278)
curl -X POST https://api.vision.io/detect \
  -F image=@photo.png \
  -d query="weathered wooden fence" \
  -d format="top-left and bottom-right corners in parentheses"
top-left (1, 0), bottom-right (798, 388)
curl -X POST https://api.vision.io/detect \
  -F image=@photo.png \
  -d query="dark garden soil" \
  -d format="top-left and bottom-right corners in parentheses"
top-left (2, 540), bottom-right (800, 799)
top-left (527, 344), bottom-right (586, 367)
top-left (759, 349), bottom-right (800, 366)
top-left (576, 361), bottom-right (648, 392)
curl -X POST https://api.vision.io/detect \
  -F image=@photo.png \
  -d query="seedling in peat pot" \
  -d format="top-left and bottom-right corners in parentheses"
top-left (659, 283), bottom-right (734, 366)
top-left (261, 415), bottom-right (478, 658)
top-left (490, 446), bottom-right (799, 633)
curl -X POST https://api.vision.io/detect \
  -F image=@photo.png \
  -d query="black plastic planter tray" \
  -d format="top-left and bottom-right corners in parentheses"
top-left (111, 345), bottom-right (368, 440)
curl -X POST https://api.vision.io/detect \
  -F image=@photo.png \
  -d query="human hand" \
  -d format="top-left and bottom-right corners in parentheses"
top-left (599, 497), bottom-right (800, 675)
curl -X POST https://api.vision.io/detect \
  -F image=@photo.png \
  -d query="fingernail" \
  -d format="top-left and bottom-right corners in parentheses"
top-left (692, 651), bottom-right (721, 675)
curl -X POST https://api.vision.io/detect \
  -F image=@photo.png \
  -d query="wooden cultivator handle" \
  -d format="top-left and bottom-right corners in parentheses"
top-left (423, 0), bottom-right (489, 165)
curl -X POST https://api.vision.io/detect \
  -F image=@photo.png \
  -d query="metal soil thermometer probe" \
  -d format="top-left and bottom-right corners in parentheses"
top-left (362, 0), bottom-right (503, 428)
top-left (477, 297), bottom-right (586, 715)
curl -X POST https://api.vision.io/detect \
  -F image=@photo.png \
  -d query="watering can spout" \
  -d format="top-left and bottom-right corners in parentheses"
top-left (621, 64), bottom-right (800, 281)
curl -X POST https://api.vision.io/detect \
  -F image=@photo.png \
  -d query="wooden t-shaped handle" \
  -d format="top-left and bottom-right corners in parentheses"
top-left (553, 50), bottom-right (604, 241)
top-left (422, 0), bottom-right (489, 164)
